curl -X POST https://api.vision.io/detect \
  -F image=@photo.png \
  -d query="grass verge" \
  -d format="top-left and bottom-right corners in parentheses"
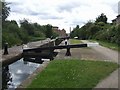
top-left (70, 39), bottom-right (82, 44)
top-left (27, 59), bottom-right (118, 89)
top-left (29, 36), bottom-right (46, 42)
top-left (89, 40), bottom-right (119, 51)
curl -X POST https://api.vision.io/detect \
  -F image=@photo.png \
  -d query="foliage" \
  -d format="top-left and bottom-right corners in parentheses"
top-left (70, 13), bottom-right (119, 46)
top-left (3, 20), bottom-right (43, 46)
top-left (2, 19), bottom-right (59, 47)
top-left (2, 20), bottom-right (22, 47)
top-left (28, 60), bottom-right (118, 88)
top-left (95, 40), bottom-right (119, 51)
top-left (20, 19), bottom-right (35, 36)
top-left (70, 25), bottom-right (80, 38)
top-left (1, 1), bottom-right (10, 22)
top-left (95, 24), bottom-right (120, 45)
top-left (95, 13), bottom-right (108, 24)
top-left (1, 1), bottom-right (62, 47)
top-left (52, 31), bottom-right (59, 39)
top-left (45, 24), bottom-right (53, 38)
top-left (69, 39), bottom-right (82, 44)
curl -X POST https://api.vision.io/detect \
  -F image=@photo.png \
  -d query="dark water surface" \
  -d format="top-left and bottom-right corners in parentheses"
top-left (3, 58), bottom-right (41, 89)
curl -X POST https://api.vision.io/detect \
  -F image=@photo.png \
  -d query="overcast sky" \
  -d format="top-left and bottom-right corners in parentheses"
top-left (6, 0), bottom-right (119, 33)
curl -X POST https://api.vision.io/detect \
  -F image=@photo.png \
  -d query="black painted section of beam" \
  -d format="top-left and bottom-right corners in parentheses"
top-left (23, 52), bottom-right (52, 59)
top-left (23, 58), bottom-right (44, 64)
top-left (23, 44), bottom-right (87, 52)
top-left (2, 38), bottom-right (63, 67)
top-left (65, 47), bottom-right (71, 56)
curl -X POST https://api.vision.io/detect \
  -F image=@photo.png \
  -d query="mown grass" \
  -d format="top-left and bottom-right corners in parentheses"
top-left (89, 40), bottom-right (119, 51)
top-left (98, 41), bottom-right (119, 51)
top-left (29, 36), bottom-right (46, 42)
top-left (27, 59), bottom-right (118, 89)
top-left (70, 39), bottom-right (82, 44)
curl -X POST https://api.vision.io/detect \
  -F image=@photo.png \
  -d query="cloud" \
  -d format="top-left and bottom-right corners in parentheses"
top-left (56, 1), bottom-right (91, 13)
top-left (29, 12), bottom-right (46, 16)
top-left (57, 3), bottom-right (80, 13)
top-left (39, 15), bottom-right (63, 20)
top-left (71, 21), bottom-right (86, 26)
top-left (6, 0), bottom-right (119, 33)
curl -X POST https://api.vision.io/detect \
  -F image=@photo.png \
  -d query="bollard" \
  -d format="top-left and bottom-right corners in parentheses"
top-left (54, 41), bottom-right (55, 46)
top-left (3, 42), bottom-right (9, 55)
top-left (65, 39), bottom-right (68, 45)
top-left (65, 41), bottom-right (67, 45)
top-left (65, 46), bottom-right (71, 56)
top-left (49, 49), bottom-right (54, 60)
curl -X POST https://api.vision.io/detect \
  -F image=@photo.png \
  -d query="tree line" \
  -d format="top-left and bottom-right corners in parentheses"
top-left (70, 13), bottom-right (120, 45)
top-left (1, 1), bottom-right (58, 47)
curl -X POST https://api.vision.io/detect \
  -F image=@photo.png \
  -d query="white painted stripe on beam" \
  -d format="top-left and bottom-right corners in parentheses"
top-left (87, 42), bottom-right (99, 47)
top-left (22, 44), bottom-right (30, 50)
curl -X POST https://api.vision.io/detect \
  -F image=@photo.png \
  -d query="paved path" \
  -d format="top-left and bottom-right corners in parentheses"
top-left (94, 68), bottom-right (119, 89)
top-left (81, 40), bottom-right (119, 89)
top-left (55, 40), bottom-right (119, 63)
top-left (81, 40), bottom-right (119, 64)
top-left (55, 40), bottom-right (119, 89)
top-left (80, 40), bottom-right (119, 89)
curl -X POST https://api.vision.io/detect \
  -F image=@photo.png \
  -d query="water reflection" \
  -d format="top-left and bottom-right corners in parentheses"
top-left (2, 58), bottom-right (41, 89)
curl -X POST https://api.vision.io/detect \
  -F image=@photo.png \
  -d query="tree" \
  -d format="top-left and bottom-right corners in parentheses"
top-left (20, 19), bottom-right (35, 35)
top-left (95, 13), bottom-right (107, 24)
top-left (45, 24), bottom-right (53, 38)
top-left (76, 25), bottom-right (79, 29)
top-left (2, 20), bottom-right (23, 46)
top-left (70, 25), bottom-right (79, 38)
top-left (52, 31), bottom-right (59, 39)
top-left (88, 24), bottom-right (101, 39)
top-left (1, 1), bottom-right (10, 22)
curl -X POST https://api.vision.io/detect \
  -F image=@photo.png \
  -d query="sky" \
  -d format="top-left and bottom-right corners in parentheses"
top-left (5, 0), bottom-right (120, 33)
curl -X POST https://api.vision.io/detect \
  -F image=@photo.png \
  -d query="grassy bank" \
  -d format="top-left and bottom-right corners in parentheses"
top-left (29, 36), bottom-right (46, 42)
top-left (98, 41), bottom-right (119, 51)
top-left (70, 39), bottom-right (82, 44)
top-left (27, 60), bottom-right (118, 88)
top-left (89, 40), bottom-right (119, 51)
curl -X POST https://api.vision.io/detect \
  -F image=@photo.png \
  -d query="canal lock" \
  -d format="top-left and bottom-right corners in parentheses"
top-left (2, 58), bottom-right (49, 90)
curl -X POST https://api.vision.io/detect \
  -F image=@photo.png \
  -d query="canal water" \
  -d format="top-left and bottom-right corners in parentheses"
top-left (2, 58), bottom-right (42, 89)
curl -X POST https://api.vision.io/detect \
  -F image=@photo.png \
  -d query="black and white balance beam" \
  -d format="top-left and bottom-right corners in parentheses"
top-left (23, 43), bottom-right (99, 52)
